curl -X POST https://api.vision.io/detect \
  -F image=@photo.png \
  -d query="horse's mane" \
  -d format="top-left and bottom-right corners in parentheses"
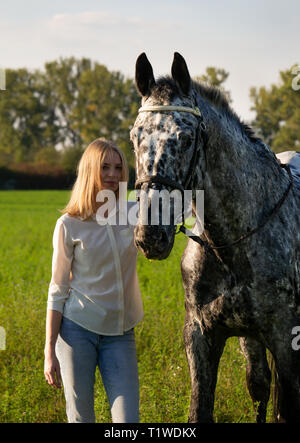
top-left (192, 79), bottom-right (261, 144)
top-left (152, 76), bottom-right (262, 146)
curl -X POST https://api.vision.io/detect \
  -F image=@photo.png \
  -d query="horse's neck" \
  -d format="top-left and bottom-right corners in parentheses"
top-left (194, 96), bottom-right (289, 247)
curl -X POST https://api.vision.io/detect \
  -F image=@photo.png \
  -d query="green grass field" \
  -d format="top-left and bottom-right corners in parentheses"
top-left (0, 190), bottom-right (274, 423)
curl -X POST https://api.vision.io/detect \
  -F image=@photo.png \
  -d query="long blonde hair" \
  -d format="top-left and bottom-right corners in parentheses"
top-left (61, 138), bottom-right (129, 220)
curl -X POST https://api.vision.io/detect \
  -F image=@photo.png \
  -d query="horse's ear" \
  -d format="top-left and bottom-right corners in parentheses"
top-left (135, 53), bottom-right (156, 97)
top-left (171, 52), bottom-right (191, 96)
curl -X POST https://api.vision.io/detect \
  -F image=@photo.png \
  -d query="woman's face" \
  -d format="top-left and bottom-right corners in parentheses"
top-left (100, 150), bottom-right (123, 193)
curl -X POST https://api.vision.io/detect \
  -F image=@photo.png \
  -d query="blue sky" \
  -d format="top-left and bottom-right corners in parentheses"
top-left (1, 0), bottom-right (299, 121)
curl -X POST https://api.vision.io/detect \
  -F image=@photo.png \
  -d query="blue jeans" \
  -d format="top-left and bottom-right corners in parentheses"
top-left (56, 316), bottom-right (139, 423)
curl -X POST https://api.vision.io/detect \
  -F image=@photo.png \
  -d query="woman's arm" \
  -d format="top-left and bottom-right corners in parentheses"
top-left (44, 309), bottom-right (62, 389)
top-left (45, 219), bottom-right (73, 388)
top-left (47, 219), bottom-right (73, 313)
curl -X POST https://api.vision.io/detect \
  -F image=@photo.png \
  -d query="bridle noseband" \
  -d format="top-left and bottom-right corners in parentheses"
top-left (134, 105), bottom-right (293, 251)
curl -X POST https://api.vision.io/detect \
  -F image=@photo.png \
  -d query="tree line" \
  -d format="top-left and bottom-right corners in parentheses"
top-left (0, 57), bottom-right (299, 188)
top-left (0, 57), bottom-right (140, 173)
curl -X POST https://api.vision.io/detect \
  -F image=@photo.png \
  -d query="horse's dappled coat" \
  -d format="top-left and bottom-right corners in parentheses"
top-left (131, 52), bottom-right (300, 423)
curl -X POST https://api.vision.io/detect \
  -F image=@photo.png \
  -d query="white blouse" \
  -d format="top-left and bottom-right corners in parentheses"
top-left (47, 202), bottom-right (143, 335)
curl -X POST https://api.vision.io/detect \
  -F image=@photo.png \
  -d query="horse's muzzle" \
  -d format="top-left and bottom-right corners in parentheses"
top-left (134, 224), bottom-right (175, 260)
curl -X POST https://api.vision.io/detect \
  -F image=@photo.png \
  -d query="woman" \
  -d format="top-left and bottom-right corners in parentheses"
top-left (44, 138), bottom-right (143, 423)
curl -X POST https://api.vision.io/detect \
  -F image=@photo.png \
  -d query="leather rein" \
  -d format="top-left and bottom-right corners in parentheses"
top-left (134, 105), bottom-right (293, 251)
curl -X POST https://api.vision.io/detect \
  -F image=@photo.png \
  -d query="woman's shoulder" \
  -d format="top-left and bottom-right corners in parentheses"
top-left (54, 213), bottom-right (91, 241)
top-left (55, 212), bottom-right (84, 229)
top-left (56, 212), bottom-right (74, 224)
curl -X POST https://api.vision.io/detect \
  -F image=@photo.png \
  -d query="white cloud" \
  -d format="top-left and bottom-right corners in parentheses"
top-left (49, 11), bottom-right (135, 29)
top-left (46, 10), bottom-right (163, 36)
top-left (46, 10), bottom-right (177, 38)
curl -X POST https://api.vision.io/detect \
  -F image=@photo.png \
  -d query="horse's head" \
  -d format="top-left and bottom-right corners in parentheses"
top-left (130, 53), bottom-right (206, 259)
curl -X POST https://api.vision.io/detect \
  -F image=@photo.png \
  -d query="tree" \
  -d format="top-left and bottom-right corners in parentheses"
top-left (60, 145), bottom-right (84, 173)
top-left (34, 146), bottom-right (61, 166)
top-left (250, 64), bottom-right (300, 153)
top-left (43, 57), bottom-right (92, 148)
top-left (0, 68), bottom-right (54, 164)
top-left (0, 58), bottom-right (140, 168)
top-left (70, 63), bottom-right (139, 166)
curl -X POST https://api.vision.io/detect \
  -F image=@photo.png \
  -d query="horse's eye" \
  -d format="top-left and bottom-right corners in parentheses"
top-left (178, 132), bottom-right (193, 148)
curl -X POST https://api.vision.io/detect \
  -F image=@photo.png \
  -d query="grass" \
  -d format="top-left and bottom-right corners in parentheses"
top-left (0, 190), bottom-right (274, 423)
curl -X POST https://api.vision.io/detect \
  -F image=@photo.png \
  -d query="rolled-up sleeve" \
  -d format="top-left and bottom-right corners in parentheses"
top-left (47, 218), bottom-right (74, 313)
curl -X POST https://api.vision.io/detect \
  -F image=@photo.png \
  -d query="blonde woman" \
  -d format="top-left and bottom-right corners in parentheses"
top-left (44, 139), bottom-right (143, 423)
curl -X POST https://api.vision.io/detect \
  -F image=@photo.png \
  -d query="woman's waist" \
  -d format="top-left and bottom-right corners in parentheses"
top-left (68, 280), bottom-right (140, 302)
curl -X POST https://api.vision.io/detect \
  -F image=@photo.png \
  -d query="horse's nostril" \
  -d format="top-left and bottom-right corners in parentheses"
top-left (152, 231), bottom-right (162, 242)
top-left (151, 229), bottom-right (168, 245)
top-left (155, 230), bottom-right (169, 253)
top-left (134, 223), bottom-right (175, 258)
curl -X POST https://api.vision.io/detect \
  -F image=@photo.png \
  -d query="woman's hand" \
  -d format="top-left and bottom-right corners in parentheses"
top-left (44, 309), bottom-right (63, 388)
top-left (44, 348), bottom-right (62, 389)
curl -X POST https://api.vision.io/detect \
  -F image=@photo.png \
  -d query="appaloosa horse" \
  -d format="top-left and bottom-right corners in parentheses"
top-left (130, 52), bottom-right (300, 423)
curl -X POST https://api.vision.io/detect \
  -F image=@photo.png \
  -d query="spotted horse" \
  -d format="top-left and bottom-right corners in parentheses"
top-left (130, 52), bottom-right (300, 423)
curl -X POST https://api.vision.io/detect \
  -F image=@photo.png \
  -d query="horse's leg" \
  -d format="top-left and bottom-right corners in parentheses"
top-left (184, 317), bottom-right (226, 423)
top-left (239, 337), bottom-right (271, 423)
top-left (268, 336), bottom-right (300, 423)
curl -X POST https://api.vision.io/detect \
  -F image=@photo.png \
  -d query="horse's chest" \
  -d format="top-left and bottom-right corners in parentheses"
top-left (186, 278), bottom-right (254, 332)
top-left (181, 244), bottom-right (258, 332)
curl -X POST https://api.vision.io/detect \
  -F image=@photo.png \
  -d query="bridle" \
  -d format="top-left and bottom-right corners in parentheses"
top-left (134, 104), bottom-right (293, 251)
top-left (135, 104), bottom-right (207, 229)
